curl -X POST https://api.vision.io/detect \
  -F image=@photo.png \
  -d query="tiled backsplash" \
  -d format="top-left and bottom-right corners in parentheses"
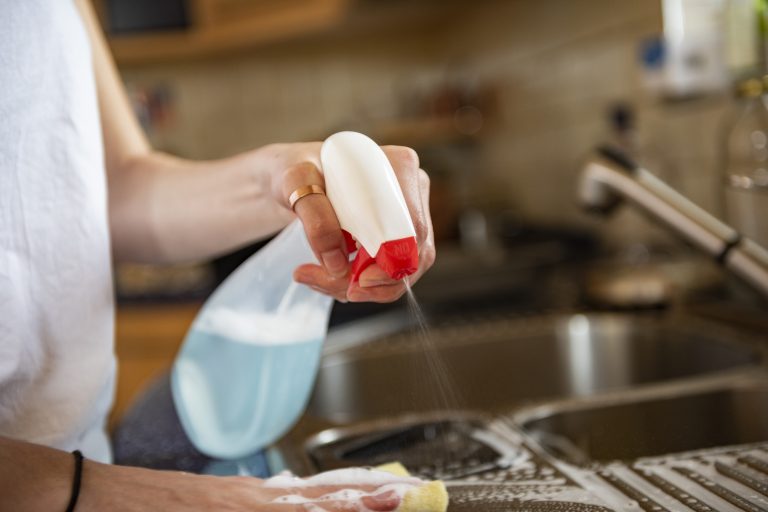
top-left (122, 0), bottom-right (736, 248)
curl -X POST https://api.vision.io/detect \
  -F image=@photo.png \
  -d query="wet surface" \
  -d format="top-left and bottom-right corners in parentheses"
top-left (628, 446), bottom-right (768, 512)
top-left (446, 483), bottom-right (613, 512)
top-left (296, 411), bottom-right (768, 511)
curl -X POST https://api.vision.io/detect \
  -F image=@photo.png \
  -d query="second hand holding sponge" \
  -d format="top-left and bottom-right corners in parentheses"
top-left (263, 464), bottom-right (448, 512)
top-left (377, 462), bottom-right (449, 512)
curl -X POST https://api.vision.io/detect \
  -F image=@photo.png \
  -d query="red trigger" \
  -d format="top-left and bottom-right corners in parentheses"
top-left (342, 230), bottom-right (358, 253)
top-left (350, 246), bottom-right (375, 283)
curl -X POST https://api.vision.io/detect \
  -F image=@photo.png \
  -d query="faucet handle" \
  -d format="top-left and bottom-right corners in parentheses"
top-left (596, 145), bottom-right (638, 174)
top-left (578, 147), bottom-right (768, 299)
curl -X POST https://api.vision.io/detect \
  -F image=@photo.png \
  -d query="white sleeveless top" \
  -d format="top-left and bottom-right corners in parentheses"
top-left (0, 0), bottom-right (116, 462)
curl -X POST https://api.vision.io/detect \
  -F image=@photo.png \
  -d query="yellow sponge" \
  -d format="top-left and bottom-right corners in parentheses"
top-left (398, 480), bottom-right (449, 512)
top-left (375, 462), bottom-right (449, 512)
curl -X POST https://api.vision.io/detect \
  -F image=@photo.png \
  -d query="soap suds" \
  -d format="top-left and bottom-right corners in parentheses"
top-left (271, 484), bottom-right (414, 512)
top-left (264, 468), bottom-right (422, 488)
top-left (265, 469), bottom-right (426, 512)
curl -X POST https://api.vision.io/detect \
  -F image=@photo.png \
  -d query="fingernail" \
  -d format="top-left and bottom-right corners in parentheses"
top-left (359, 277), bottom-right (389, 288)
top-left (321, 249), bottom-right (348, 277)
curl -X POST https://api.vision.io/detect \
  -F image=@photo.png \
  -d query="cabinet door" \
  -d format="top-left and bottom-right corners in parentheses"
top-left (190, 0), bottom-right (349, 30)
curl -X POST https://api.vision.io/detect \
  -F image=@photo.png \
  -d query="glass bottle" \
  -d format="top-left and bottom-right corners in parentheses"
top-left (721, 77), bottom-right (768, 248)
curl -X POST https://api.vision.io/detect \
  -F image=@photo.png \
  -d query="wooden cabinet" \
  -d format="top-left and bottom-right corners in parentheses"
top-left (110, 302), bottom-right (201, 429)
top-left (96, 0), bottom-right (350, 65)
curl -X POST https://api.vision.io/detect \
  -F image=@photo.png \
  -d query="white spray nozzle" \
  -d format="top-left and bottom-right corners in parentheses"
top-left (321, 131), bottom-right (419, 281)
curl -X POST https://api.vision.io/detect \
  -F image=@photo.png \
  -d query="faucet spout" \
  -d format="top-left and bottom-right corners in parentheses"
top-left (578, 146), bottom-right (768, 298)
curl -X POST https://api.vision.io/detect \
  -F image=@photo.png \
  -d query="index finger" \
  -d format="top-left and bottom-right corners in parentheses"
top-left (280, 162), bottom-right (349, 278)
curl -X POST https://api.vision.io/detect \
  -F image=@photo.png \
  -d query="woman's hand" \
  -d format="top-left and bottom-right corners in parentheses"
top-left (80, 460), bottom-right (407, 511)
top-left (1, 436), bottom-right (411, 512)
top-left (262, 142), bottom-right (436, 303)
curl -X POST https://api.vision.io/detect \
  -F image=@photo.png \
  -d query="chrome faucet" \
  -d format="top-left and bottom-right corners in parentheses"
top-left (578, 147), bottom-right (768, 298)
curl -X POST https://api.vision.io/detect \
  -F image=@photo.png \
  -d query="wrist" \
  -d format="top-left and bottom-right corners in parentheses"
top-left (75, 458), bottom-right (132, 512)
top-left (64, 451), bottom-right (84, 512)
top-left (0, 438), bottom-right (78, 512)
top-left (251, 143), bottom-right (294, 212)
top-left (247, 145), bottom-right (299, 227)
top-left (256, 142), bottom-right (323, 205)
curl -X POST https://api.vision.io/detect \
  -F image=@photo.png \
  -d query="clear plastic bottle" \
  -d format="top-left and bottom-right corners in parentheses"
top-left (171, 131), bottom-right (419, 462)
top-left (172, 220), bottom-right (333, 460)
top-left (721, 77), bottom-right (768, 248)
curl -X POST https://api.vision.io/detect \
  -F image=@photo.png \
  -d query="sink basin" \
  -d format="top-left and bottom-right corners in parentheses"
top-left (309, 313), bottom-right (763, 423)
top-left (518, 377), bottom-right (768, 466)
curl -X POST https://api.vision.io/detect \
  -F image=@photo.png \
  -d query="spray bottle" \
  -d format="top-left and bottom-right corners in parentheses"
top-left (171, 132), bottom-right (419, 460)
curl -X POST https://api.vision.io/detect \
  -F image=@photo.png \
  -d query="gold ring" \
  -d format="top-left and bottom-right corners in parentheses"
top-left (288, 184), bottom-right (325, 211)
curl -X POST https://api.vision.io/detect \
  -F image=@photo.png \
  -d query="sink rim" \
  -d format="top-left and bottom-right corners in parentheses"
top-left (321, 310), bottom-right (768, 363)
top-left (512, 369), bottom-right (768, 427)
top-left (511, 369), bottom-right (768, 466)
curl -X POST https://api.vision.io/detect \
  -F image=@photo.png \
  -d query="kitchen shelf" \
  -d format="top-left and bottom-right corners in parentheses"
top-left (102, 0), bottom-right (350, 66)
top-left (100, 0), bottom-right (469, 66)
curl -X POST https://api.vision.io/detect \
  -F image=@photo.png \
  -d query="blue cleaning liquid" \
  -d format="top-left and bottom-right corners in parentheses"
top-left (172, 328), bottom-right (324, 460)
top-left (171, 221), bottom-right (333, 460)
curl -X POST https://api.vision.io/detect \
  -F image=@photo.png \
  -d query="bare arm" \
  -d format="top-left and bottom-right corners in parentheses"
top-left (76, 0), bottom-right (434, 299)
top-left (76, 0), bottom-right (294, 263)
top-left (0, 437), bottom-right (73, 511)
top-left (0, 436), bottom-right (409, 511)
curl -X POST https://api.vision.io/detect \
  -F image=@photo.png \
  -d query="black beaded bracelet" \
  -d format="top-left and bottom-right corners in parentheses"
top-left (65, 450), bottom-right (84, 512)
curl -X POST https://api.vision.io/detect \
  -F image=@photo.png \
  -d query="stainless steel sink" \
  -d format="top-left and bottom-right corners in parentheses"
top-left (309, 313), bottom-right (763, 423)
top-left (517, 375), bottom-right (768, 466)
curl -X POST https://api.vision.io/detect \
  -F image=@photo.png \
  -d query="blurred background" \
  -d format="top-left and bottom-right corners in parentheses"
top-left (100, 0), bottom-right (768, 426)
